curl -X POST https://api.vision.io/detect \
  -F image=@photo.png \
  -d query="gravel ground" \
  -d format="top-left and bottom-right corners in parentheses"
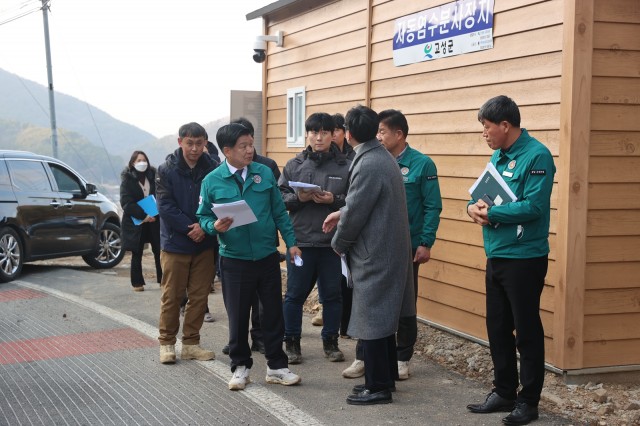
top-left (34, 252), bottom-right (640, 426)
top-left (303, 287), bottom-right (640, 426)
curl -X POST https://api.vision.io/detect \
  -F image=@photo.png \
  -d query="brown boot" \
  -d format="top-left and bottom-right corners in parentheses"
top-left (181, 344), bottom-right (215, 361)
top-left (160, 345), bottom-right (176, 364)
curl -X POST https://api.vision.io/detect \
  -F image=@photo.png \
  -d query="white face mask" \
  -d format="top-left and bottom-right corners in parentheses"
top-left (134, 162), bottom-right (148, 172)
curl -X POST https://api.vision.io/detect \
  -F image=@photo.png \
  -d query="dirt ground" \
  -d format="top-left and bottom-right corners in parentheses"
top-left (35, 251), bottom-right (640, 426)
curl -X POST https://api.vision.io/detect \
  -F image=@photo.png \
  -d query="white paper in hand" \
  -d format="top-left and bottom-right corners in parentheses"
top-left (211, 200), bottom-right (257, 230)
top-left (288, 181), bottom-right (322, 193)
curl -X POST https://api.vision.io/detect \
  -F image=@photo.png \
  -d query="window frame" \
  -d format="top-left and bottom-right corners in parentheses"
top-left (286, 86), bottom-right (306, 148)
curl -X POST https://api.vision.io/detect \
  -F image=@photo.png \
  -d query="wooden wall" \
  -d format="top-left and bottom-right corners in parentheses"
top-left (580, 0), bottom-right (640, 368)
top-left (260, 0), bottom-right (640, 370)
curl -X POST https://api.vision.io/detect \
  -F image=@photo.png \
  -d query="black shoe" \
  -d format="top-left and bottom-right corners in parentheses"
top-left (502, 402), bottom-right (539, 425)
top-left (322, 335), bottom-right (345, 362)
top-left (346, 389), bottom-right (392, 405)
top-left (250, 339), bottom-right (266, 354)
top-left (284, 336), bottom-right (302, 364)
top-left (222, 344), bottom-right (230, 355)
top-left (352, 384), bottom-right (396, 394)
top-left (467, 392), bottom-right (516, 413)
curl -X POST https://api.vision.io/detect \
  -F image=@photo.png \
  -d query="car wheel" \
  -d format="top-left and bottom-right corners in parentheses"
top-left (0, 227), bottom-right (23, 283)
top-left (82, 222), bottom-right (125, 269)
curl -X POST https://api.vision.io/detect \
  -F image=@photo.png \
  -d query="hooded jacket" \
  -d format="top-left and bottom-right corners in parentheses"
top-left (278, 143), bottom-right (351, 247)
top-left (156, 148), bottom-right (217, 254)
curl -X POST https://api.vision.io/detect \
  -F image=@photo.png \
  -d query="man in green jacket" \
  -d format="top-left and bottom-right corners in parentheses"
top-left (466, 95), bottom-right (555, 426)
top-left (377, 109), bottom-right (441, 380)
top-left (197, 123), bottom-right (302, 391)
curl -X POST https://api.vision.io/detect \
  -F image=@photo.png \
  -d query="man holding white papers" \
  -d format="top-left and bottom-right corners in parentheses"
top-left (466, 96), bottom-right (555, 426)
top-left (197, 123), bottom-right (302, 391)
top-left (323, 105), bottom-right (414, 406)
top-left (278, 112), bottom-right (351, 365)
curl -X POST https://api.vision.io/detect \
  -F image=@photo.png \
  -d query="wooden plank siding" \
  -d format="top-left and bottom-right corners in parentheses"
top-left (257, 0), bottom-right (639, 371)
top-left (367, 0), bottom-right (564, 365)
top-left (580, 0), bottom-right (640, 367)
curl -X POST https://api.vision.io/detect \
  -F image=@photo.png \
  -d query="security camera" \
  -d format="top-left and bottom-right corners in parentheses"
top-left (252, 31), bottom-right (284, 64)
top-left (253, 39), bottom-right (268, 63)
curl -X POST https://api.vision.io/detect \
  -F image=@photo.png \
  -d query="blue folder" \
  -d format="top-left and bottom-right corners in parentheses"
top-left (132, 195), bottom-right (158, 225)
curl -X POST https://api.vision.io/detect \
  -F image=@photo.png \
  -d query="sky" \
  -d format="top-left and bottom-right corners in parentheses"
top-left (0, 0), bottom-right (269, 137)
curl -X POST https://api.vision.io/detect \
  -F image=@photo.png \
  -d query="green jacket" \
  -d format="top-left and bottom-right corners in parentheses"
top-left (398, 145), bottom-right (442, 248)
top-left (197, 161), bottom-right (297, 261)
top-left (473, 129), bottom-right (555, 259)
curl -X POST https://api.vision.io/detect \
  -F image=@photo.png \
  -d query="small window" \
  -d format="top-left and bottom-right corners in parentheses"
top-left (49, 163), bottom-right (83, 195)
top-left (7, 160), bottom-right (53, 192)
top-left (286, 86), bottom-right (306, 148)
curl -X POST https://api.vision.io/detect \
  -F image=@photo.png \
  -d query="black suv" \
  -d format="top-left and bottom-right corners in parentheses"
top-left (0, 150), bottom-right (124, 282)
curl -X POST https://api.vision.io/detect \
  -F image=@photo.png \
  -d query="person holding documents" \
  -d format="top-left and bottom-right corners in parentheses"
top-left (323, 105), bottom-right (414, 406)
top-left (119, 150), bottom-right (162, 292)
top-left (197, 123), bottom-right (302, 391)
top-left (278, 112), bottom-right (351, 365)
top-left (156, 122), bottom-right (218, 365)
top-left (466, 96), bottom-right (555, 426)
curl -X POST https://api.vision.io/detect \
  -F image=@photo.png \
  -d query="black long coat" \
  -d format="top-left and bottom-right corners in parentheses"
top-left (120, 167), bottom-right (160, 252)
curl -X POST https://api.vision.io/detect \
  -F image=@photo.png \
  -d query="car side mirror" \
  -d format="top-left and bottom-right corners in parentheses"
top-left (85, 183), bottom-right (98, 195)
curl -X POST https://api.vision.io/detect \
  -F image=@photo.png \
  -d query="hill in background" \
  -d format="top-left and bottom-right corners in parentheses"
top-left (0, 68), bottom-right (229, 187)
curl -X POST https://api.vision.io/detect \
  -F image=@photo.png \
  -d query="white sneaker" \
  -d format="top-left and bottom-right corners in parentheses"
top-left (342, 359), bottom-right (365, 378)
top-left (203, 312), bottom-right (215, 323)
top-left (398, 360), bottom-right (410, 380)
top-left (265, 367), bottom-right (301, 386)
top-left (228, 366), bottom-right (251, 390)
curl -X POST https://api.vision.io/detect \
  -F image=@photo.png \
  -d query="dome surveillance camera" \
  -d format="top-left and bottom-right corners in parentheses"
top-left (253, 49), bottom-right (266, 63)
top-left (251, 31), bottom-right (284, 64)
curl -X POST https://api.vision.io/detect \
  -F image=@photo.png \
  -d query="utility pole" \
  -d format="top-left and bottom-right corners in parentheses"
top-left (41, 0), bottom-right (58, 158)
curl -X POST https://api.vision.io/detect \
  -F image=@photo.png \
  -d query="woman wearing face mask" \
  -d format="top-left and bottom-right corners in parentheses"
top-left (120, 150), bottom-right (162, 291)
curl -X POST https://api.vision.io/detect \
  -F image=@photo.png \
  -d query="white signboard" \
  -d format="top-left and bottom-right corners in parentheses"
top-left (393, 0), bottom-right (495, 66)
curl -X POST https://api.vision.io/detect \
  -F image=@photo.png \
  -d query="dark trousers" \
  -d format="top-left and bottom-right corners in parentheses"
top-left (220, 252), bottom-right (288, 372)
top-left (250, 292), bottom-right (263, 342)
top-left (396, 258), bottom-right (420, 361)
top-left (130, 223), bottom-right (161, 287)
top-left (361, 334), bottom-right (398, 392)
top-left (486, 256), bottom-right (547, 406)
top-left (283, 247), bottom-right (342, 340)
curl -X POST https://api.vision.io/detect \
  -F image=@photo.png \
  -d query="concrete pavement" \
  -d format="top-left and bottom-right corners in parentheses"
top-left (0, 263), bottom-right (573, 425)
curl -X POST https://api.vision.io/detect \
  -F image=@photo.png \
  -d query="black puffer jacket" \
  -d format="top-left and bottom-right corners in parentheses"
top-left (278, 143), bottom-right (351, 247)
top-left (156, 148), bottom-right (217, 254)
top-left (119, 166), bottom-right (160, 251)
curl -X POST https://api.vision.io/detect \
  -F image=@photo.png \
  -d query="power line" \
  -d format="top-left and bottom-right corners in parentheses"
top-left (0, 0), bottom-right (44, 27)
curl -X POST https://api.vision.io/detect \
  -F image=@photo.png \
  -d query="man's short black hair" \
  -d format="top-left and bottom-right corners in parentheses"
top-left (332, 113), bottom-right (345, 130)
top-left (230, 117), bottom-right (255, 137)
top-left (178, 122), bottom-right (207, 139)
top-left (216, 123), bottom-right (252, 150)
top-left (378, 109), bottom-right (409, 138)
top-left (305, 113), bottom-right (335, 133)
top-left (478, 95), bottom-right (521, 127)
top-left (345, 105), bottom-right (379, 143)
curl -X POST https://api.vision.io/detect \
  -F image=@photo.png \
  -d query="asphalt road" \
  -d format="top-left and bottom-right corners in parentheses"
top-left (0, 262), bottom-right (574, 425)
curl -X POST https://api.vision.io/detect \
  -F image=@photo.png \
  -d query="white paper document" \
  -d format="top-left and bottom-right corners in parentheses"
top-left (468, 162), bottom-right (518, 205)
top-left (211, 200), bottom-right (257, 230)
top-left (340, 253), bottom-right (353, 288)
top-left (288, 181), bottom-right (322, 193)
